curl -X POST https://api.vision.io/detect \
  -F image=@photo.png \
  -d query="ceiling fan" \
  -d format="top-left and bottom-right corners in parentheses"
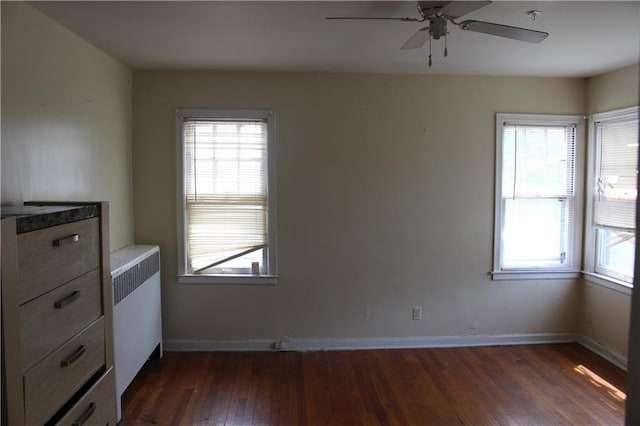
top-left (326, 1), bottom-right (549, 67)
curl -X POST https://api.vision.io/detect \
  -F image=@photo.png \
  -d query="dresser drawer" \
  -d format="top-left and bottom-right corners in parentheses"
top-left (24, 317), bottom-right (105, 425)
top-left (19, 269), bottom-right (102, 371)
top-left (55, 368), bottom-right (116, 426)
top-left (16, 218), bottom-right (100, 304)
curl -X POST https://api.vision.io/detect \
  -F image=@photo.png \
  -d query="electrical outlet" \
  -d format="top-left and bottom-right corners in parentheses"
top-left (412, 306), bottom-right (422, 320)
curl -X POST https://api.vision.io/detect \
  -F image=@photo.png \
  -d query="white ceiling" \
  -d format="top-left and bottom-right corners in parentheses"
top-left (31, 1), bottom-right (640, 77)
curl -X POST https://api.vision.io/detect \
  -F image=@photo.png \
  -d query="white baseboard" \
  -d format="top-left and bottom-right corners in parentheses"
top-left (163, 339), bottom-right (274, 352)
top-left (577, 335), bottom-right (628, 371)
top-left (164, 332), bottom-right (578, 352)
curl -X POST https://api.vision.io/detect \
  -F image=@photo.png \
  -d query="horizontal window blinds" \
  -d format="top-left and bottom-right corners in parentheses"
top-left (502, 125), bottom-right (576, 198)
top-left (184, 119), bottom-right (268, 272)
top-left (593, 119), bottom-right (638, 230)
top-left (501, 124), bottom-right (576, 268)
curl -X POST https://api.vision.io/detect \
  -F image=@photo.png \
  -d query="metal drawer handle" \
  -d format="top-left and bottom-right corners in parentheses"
top-left (54, 290), bottom-right (81, 309)
top-left (60, 345), bottom-right (86, 367)
top-left (53, 233), bottom-right (79, 247)
top-left (72, 402), bottom-right (96, 426)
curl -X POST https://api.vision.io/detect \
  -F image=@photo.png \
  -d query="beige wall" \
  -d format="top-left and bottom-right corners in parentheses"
top-left (133, 70), bottom-right (585, 343)
top-left (1, 2), bottom-right (134, 251)
top-left (587, 64), bottom-right (639, 115)
top-left (580, 64), bottom-right (640, 360)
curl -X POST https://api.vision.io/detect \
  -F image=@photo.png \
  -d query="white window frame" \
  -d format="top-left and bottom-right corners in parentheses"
top-left (583, 106), bottom-right (638, 292)
top-left (492, 113), bottom-right (584, 281)
top-left (176, 108), bottom-right (277, 285)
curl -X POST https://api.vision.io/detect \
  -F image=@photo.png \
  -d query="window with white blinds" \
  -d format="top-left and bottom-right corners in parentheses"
top-left (586, 106), bottom-right (638, 285)
top-left (176, 109), bottom-right (276, 283)
top-left (593, 119), bottom-right (638, 230)
top-left (493, 114), bottom-right (584, 279)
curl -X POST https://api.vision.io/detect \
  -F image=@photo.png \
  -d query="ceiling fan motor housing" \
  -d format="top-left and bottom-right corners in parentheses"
top-left (429, 16), bottom-right (448, 39)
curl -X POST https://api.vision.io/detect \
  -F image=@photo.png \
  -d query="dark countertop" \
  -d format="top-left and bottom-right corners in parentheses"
top-left (1, 204), bottom-right (99, 233)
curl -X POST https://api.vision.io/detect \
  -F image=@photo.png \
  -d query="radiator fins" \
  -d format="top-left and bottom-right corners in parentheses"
top-left (112, 251), bottom-right (160, 305)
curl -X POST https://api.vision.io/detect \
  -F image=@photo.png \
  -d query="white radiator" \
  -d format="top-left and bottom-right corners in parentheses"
top-left (111, 245), bottom-right (163, 422)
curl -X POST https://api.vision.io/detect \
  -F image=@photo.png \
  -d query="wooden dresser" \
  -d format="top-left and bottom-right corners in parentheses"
top-left (1, 202), bottom-right (116, 425)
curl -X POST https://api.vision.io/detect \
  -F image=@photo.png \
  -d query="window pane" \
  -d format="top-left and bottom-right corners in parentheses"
top-left (502, 198), bottom-right (572, 268)
top-left (203, 248), bottom-right (264, 274)
top-left (184, 118), bottom-right (269, 274)
top-left (596, 228), bottom-right (635, 282)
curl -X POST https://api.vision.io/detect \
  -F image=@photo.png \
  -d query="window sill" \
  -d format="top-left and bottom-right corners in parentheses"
top-left (178, 274), bottom-right (278, 285)
top-left (491, 270), bottom-right (581, 281)
top-left (582, 272), bottom-right (633, 295)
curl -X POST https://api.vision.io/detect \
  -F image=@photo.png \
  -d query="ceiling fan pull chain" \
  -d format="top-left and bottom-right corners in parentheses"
top-left (444, 34), bottom-right (448, 57)
top-left (428, 34), bottom-right (433, 67)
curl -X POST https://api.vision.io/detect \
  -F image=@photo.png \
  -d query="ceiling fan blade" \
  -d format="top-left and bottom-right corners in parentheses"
top-left (439, 1), bottom-right (491, 18)
top-left (325, 16), bottom-right (423, 22)
top-left (459, 20), bottom-right (549, 43)
top-left (401, 27), bottom-right (431, 50)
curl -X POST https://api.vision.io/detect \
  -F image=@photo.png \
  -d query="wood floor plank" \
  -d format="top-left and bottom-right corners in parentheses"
top-left (400, 349), bottom-right (466, 425)
top-left (121, 343), bottom-right (626, 426)
top-left (525, 344), bottom-right (626, 425)
top-left (352, 350), bottom-right (408, 425)
top-left (436, 348), bottom-right (518, 425)
top-left (251, 353), bottom-right (279, 425)
top-left (428, 348), bottom-right (503, 425)
top-left (515, 346), bottom-right (600, 424)
top-left (323, 351), bottom-right (372, 425)
top-left (469, 346), bottom-right (556, 425)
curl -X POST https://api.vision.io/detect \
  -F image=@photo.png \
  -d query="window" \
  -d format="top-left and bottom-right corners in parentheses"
top-left (493, 114), bottom-right (584, 280)
top-left (176, 109), bottom-right (277, 284)
top-left (585, 106), bottom-right (638, 287)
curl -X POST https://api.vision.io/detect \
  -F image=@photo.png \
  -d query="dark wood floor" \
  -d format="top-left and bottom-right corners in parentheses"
top-left (121, 343), bottom-right (626, 425)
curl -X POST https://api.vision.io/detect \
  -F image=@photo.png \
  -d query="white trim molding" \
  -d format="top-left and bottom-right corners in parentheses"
top-left (492, 270), bottom-right (581, 281)
top-left (164, 332), bottom-right (578, 353)
top-left (578, 335), bottom-right (627, 371)
top-left (591, 105), bottom-right (639, 124)
top-left (177, 274), bottom-right (278, 285)
top-left (583, 272), bottom-right (633, 296)
top-left (165, 334), bottom-right (628, 372)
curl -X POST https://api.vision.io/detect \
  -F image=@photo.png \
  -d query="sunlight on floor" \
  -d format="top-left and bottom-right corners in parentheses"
top-left (574, 364), bottom-right (626, 401)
